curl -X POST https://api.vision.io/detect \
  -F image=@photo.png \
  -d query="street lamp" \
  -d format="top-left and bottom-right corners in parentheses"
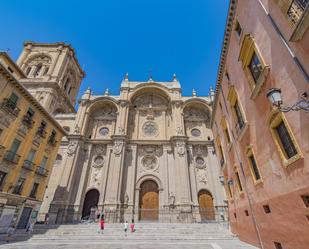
top-left (266, 88), bottom-right (309, 112)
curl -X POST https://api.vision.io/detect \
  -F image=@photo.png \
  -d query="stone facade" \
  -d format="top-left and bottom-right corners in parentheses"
top-left (212, 1), bottom-right (309, 249)
top-left (39, 76), bottom-right (227, 223)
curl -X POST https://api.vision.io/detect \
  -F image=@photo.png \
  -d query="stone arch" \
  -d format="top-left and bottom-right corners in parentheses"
top-left (81, 188), bottom-right (100, 219)
top-left (198, 189), bottom-right (215, 221)
top-left (183, 101), bottom-right (211, 134)
top-left (136, 174), bottom-right (163, 190)
top-left (87, 97), bottom-right (119, 114)
top-left (129, 85), bottom-right (171, 105)
top-left (24, 53), bottom-right (52, 77)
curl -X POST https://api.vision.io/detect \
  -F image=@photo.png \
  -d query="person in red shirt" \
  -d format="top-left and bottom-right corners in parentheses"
top-left (130, 219), bottom-right (135, 233)
top-left (99, 217), bottom-right (104, 234)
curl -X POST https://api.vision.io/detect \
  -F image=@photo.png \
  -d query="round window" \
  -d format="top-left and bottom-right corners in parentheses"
top-left (191, 129), bottom-right (201, 137)
top-left (99, 127), bottom-right (109, 136)
top-left (196, 157), bottom-right (205, 166)
top-left (143, 121), bottom-right (158, 136)
top-left (94, 156), bottom-right (104, 165)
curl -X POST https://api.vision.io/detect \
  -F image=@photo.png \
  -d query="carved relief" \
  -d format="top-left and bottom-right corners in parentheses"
top-left (94, 144), bottom-right (106, 155)
top-left (113, 141), bottom-right (123, 155)
top-left (195, 156), bottom-right (206, 169)
top-left (67, 141), bottom-right (78, 156)
top-left (142, 121), bottom-right (158, 137)
top-left (91, 104), bottom-right (117, 120)
top-left (141, 155), bottom-right (157, 171)
top-left (93, 155), bottom-right (104, 168)
top-left (176, 141), bottom-right (185, 156)
top-left (183, 106), bottom-right (210, 122)
top-left (133, 94), bottom-right (168, 109)
top-left (138, 145), bottom-right (163, 157)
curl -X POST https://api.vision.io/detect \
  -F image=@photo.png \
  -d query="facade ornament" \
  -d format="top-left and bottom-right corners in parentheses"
top-left (113, 141), bottom-right (123, 156)
top-left (124, 72), bottom-right (129, 81)
top-left (192, 89), bottom-right (197, 97)
top-left (95, 144), bottom-right (106, 155)
top-left (104, 88), bottom-right (109, 96)
top-left (74, 124), bottom-right (80, 134)
top-left (141, 155), bottom-right (157, 171)
top-left (169, 192), bottom-right (176, 208)
top-left (172, 73), bottom-right (177, 82)
top-left (67, 141), bottom-right (78, 156)
top-left (176, 126), bottom-right (183, 135)
top-left (176, 141), bottom-right (185, 156)
top-left (118, 126), bottom-right (125, 134)
top-left (124, 192), bottom-right (129, 205)
top-left (199, 174), bottom-right (207, 184)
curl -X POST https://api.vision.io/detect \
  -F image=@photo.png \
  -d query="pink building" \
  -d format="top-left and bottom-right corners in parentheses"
top-left (211, 1), bottom-right (309, 249)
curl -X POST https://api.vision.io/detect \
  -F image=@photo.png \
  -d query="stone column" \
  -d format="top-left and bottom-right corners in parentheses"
top-left (104, 136), bottom-right (126, 222)
top-left (72, 143), bottom-right (93, 221)
top-left (123, 144), bottom-right (137, 222)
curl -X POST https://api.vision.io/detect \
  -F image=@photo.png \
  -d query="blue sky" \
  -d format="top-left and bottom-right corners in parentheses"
top-left (1, 0), bottom-right (229, 99)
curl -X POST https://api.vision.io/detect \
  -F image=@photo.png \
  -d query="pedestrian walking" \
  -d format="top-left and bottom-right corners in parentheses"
top-left (6, 225), bottom-right (15, 242)
top-left (130, 219), bottom-right (135, 233)
top-left (98, 217), bottom-right (104, 234)
top-left (26, 222), bottom-right (34, 234)
top-left (44, 213), bottom-right (49, 225)
top-left (124, 221), bottom-right (129, 237)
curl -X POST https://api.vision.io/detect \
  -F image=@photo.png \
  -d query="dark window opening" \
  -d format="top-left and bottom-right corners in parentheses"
top-left (0, 171), bottom-right (7, 190)
top-left (235, 20), bottom-right (242, 36)
top-left (33, 63), bottom-right (43, 77)
top-left (274, 242), bottom-right (283, 249)
top-left (248, 52), bottom-right (263, 83)
top-left (244, 210), bottom-right (249, 216)
top-left (13, 177), bottom-right (26, 195)
top-left (29, 183), bottom-right (39, 198)
top-left (234, 212), bottom-right (237, 218)
top-left (301, 195), bottom-right (309, 207)
top-left (249, 154), bottom-right (261, 181)
top-left (275, 121), bottom-right (297, 159)
top-left (263, 205), bottom-right (271, 214)
top-left (235, 171), bottom-right (243, 192)
top-left (234, 100), bottom-right (245, 132)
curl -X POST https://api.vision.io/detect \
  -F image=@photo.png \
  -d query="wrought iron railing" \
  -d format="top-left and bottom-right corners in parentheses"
top-left (35, 166), bottom-right (48, 176)
top-left (22, 115), bottom-right (35, 128)
top-left (3, 150), bottom-right (20, 164)
top-left (23, 160), bottom-right (35, 170)
top-left (0, 98), bottom-right (20, 116)
top-left (287, 0), bottom-right (308, 24)
top-left (36, 127), bottom-right (47, 138)
top-left (235, 121), bottom-right (245, 135)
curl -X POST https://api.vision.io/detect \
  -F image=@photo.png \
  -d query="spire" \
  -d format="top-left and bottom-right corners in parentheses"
top-left (148, 69), bottom-right (154, 82)
top-left (124, 72), bottom-right (129, 81)
top-left (192, 89), bottom-right (197, 97)
top-left (210, 86), bottom-right (215, 102)
top-left (82, 86), bottom-right (91, 100)
top-left (172, 73), bottom-right (177, 82)
top-left (104, 88), bottom-right (109, 96)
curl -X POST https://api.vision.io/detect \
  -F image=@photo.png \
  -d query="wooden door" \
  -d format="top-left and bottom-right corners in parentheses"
top-left (139, 180), bottom-right (159, 220)
top-left (199, 190), bottom-right (215, 221)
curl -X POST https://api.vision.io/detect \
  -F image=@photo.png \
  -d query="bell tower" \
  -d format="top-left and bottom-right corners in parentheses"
top-left (16, 41), bottom-right (85, 115)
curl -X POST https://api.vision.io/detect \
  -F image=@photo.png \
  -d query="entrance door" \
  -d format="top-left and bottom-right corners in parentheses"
top-left (198, 190), bottom-right (215, 221)
top-left (82, 189), bottom-right (100, 219)
top-left (17, 207), bottom-right (32, 229)
top-left (139, 180), bottom-right (159, 221)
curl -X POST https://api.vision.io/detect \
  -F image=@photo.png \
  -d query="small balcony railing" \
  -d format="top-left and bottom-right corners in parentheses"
top-left (35, 166), bottom-right (48, 176)
top-left (48, 137), bottom-right (57, 146)
top-left (22, 115), bottom-right (35, 129)
top-left (36, 128), bottom-right (47, 138)
top-left (0, 99), bottom-right (20, 117)
top-left (3, 151), bottom-right (21, 164)
top-left (287, 0), bottom-right (308, 24)
top-left (23, 160), bottom-right (35, 170)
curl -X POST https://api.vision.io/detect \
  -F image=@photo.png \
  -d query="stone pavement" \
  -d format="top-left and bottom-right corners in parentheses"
top-left (0, 223), bottom-right (258, 249)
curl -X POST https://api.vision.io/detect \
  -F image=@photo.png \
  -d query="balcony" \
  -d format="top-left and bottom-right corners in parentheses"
top-left (287, 0), bottom-right (308, 25)
top-left (35, 166), bottom-right (48, 177)
top-left (48, 137), bottom-right (57, 147)
top-left (3, 151), bottom-right (21, 164)
top-left (22, 115), bottom-right (35, 129)
top-left (36, 128), bottom-right (47, 138)
top-left (22, 160), bottom-right (35, 171)
top-left (0, 98), bottom-right (20, 117)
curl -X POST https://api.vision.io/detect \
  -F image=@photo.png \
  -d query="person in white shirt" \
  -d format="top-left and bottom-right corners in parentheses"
top-left (124, 221), bottom-right (129, 236)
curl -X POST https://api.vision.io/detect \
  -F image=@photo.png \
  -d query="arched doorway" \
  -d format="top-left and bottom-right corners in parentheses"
top-left (198, 190), bottom-right (215, 221)
top-left (139, 180), bottom-right (159, 221)
top-left (82, 189), bottom-right (100, 219)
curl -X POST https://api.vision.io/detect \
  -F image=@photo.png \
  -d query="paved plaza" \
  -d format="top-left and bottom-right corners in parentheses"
top-left (0, 223), bottom-right (258, 249)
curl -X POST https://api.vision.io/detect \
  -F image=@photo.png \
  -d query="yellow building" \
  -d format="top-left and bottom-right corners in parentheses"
top-left (0, 52), bottom-right (66, 232)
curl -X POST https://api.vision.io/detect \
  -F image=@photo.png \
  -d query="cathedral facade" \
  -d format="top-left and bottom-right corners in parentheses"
top-left (15, 42), bottom-right (226, 223)
top-left (40, 76), bottom-right (226, 223)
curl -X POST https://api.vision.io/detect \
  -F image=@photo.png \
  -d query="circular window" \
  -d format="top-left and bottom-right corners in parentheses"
top-left (94, 156), bottom-right (104, 166)
top-left (142, 155), bottom-right (157, 171)
top-left (196, 157), bottom-right (205, 166)
top-left (143, 121), bottom-right (158, 136)
top-left (99, 127), bottom-right (109, 136)
top-left (191, 129), bottom-right (201, 137)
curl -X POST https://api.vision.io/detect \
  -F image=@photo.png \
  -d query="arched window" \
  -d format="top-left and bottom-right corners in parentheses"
top-left (25, 67), bottom-right (32, 76)
top-left (64, 78), bottom-right (70, 91)
top-left (33, 63), bottom-right (43, 77)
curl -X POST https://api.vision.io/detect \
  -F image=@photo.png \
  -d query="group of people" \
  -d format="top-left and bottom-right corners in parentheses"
top-left (98, 214), bottom-right (135, 236)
